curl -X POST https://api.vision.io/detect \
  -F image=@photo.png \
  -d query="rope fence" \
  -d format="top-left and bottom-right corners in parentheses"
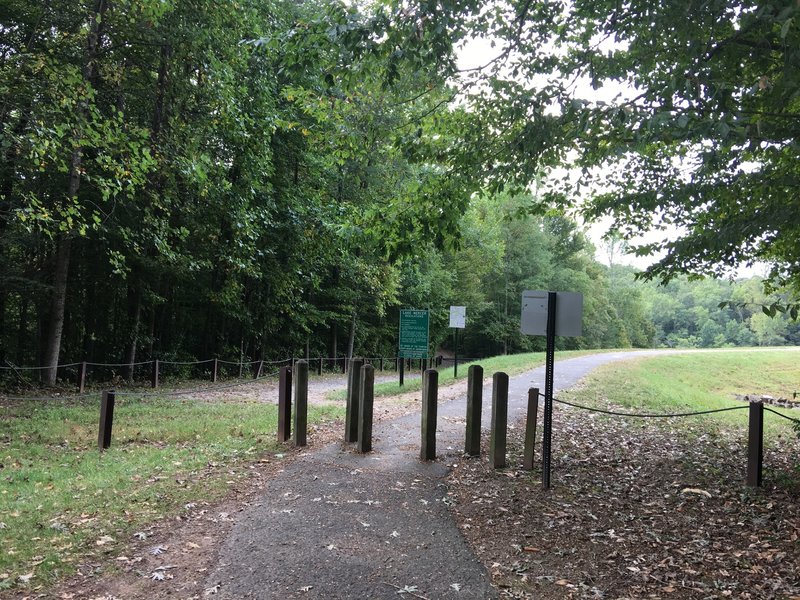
top-left (551, 396), bottom-right (751, 418)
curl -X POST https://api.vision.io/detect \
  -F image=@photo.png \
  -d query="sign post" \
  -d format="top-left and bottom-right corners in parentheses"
top-left (399, 309), bottom-right (429, 387)
top-left (520, 290), bottom-right (583, 490)
top-left (449, 306), bottom-right (466, 377)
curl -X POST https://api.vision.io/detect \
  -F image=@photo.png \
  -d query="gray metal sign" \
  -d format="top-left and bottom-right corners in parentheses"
top-left (520, 290), bottom-right (583, 337)
top-left (449, 305), bottom-right (466, 329)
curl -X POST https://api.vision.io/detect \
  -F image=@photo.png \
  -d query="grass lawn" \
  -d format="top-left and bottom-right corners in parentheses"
top-left (558, 348), bottom-right (800, 441)
top-left (0, 394), bottom-right (343, 591)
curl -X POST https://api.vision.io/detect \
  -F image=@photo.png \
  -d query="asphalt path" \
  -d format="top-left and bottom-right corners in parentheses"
top-left (206, 350), bottom-right (666, 599)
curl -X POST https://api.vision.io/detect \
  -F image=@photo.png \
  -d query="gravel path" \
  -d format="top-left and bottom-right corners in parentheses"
top-left (206, 351), bottom-right (667, 599)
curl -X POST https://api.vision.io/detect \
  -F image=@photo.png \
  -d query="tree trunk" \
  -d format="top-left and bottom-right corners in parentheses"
top-left (41, 0), bottom-right (108, 385)
top-left (42, 236), bottom-right (72, 384)
top-left (331, 323), bottom-right (338, 362)
top-left (347, 308), bottom-right (357, 360)
top-left (124, 284), bottom-right (143, 382)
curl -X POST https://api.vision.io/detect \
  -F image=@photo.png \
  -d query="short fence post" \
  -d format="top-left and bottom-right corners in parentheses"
top-left (490, 372), bottom-right (509, 469)
top-left (345, 358), bottom-right (364, 443)
top-left (341, 357), bottom-right (346, 374)
top-left (747, 401), bottom-right (764, 487)
top-left (77, 361), bottom-right (87, 393)
top-left (151, 359), bottom-right (159, 389)
top-left (98, 390), bottom-right (116, 451)
top-left (523, 388), bottom-right (539, 470)
top-left (357, 364), bottom-right (375, 453)
top-left (317, 357), bottom-right (322, 376)
top-left (420, 369), bottom-right (438, 461)
top-left (464, 365), bottom-right (484, 456)
top-left (399, 357), bottom-right (405, 387)
top-left (293, 360), bottom-right (308, 447)
top-left (277, 365), bottom-right (292, 442)
top-left (212, 358), bottom-right (219, 383)
top-left (253, 360), bottom-right (263, 379)
top-left (379, 357), bottom-right (384, 372)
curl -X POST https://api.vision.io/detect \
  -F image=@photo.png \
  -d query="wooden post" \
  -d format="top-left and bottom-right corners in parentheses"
top-left (293, 360), bottom-right (308, 447)
top-left (345, 358), bottom-right (364, 442)
top-left (212, 358), bottom-right (219, 383)
top-left (341, 357), bottom-right (346, 374)
top-left (317, 357), bottom-right (322, 376)
top-left (489, 372), bottom-right (509, 469)
top-left (747, 401), bottom-right (764, 487)
top-left (277, 365), bottom-right (292, 442)
top-left (98, 390), bottom-right (116, 450)
top-left (151, 359), bottom-right (159, 389)
top-left (420, 369), bottom-right (438, 461)
top-left (357, 364), bottom-right (375, 453)
top-left (464, 364), bottom-right (484, 456)
top-left (77, 361), bottom-right (87, 393)
top-left (379, 357), bottom-right (384, 372)
top-left (523, 388), bottom-right (539, 470)
top-left (399, 356), bottom-right (405, 387)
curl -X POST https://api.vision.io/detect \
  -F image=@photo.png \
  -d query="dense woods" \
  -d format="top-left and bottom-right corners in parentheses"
top-left (1, 0), bottom-right (798, 383)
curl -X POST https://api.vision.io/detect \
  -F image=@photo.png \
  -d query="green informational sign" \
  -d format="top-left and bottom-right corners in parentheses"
top-left (399, 309), bottom-right (429, 358)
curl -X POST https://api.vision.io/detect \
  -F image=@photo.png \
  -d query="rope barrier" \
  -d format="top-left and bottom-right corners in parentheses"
top-left (551, 396), bottom-right (750, 418)
top-left (113, 371), bottom-right (281, 399)
top-left (764, 407), bottom-right (800, 424)
top-left (0, 392), bottom-right (95, 402)
top-left (159, 358), bottom-right (215, 366)
top-left (0, 362), bottom-right (83, 371)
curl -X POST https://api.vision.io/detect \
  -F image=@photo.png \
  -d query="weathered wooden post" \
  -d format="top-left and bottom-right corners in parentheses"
top-left (253, 360), bottom-right (264, 379)
top-left (151, 359), bottom-right (159, 389)
top-left (464, 364), bottom-right (484, 456)
top-left (747, 401), bottom-right (764, 487)
top-left (77, 361), bottom-right (88, 393)
top-left (489, 372), bottom-right (509, 469)
top-left (293, 360), bottom-right (308, 447)
top-left (98, 390), bottom-right (116, 451)
top-left (379, 357), bottom-right (384, 372)
top-left (357, 364), bottom-right (375, 453)
top-left (212, 358), bottom-right (219, 383)
top-left (345, 358), bottom-right (364, 442)
top-left (341, 357), bottom-right (346, 374)
top-left (399, 356), bottom-right (405, 387)
top-left (420, 369), bottom-right (438, 461)
top-left (523, 388), bottom-right (539, 470)
top-left (277, 365), bottom-right (292, 442)
top-left (317, 357), bottom-right (322, 376)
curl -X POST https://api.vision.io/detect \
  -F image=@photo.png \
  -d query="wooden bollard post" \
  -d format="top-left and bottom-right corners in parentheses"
top-left (77, 361), bottom-right (87, 393)
top-left (489, 372), bottom-right (509, 469)
top-left (420, 369), bottom-right (438, 461)
top-left (523, 388), bottom-right (539, 470)
top-left (345, 358), bottom-right (364, 442)
top-left (151, 359), bottom-right (159, 389)
top-left (293, 360), bottom-right (308, 447)
top-left (277, 365), bottom-right (292, 442)
top-left (98, 390), bottom-right (116, 450)
top-left (212, 358), bottom-right (219, 383)
top-left (357, 364), bottom-right (375, 453)
top-left (747, 401), bottom-right (764, 487)
top-left (464, 365), bottom-right (484, 456)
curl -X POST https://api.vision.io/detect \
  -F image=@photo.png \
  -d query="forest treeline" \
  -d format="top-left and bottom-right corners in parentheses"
top-left (1, 1), bottom-right (797, 384)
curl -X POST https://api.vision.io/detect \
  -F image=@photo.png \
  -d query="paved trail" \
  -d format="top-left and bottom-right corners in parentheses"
top-left (207, 351), bottom-right (664, 599)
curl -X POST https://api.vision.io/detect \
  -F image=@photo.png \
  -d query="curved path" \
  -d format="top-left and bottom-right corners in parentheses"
top-left (206, 350), bottom-right (664, 599)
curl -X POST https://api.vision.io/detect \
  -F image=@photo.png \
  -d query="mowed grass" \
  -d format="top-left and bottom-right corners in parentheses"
top-left (328, 349), bottom-right (606, 401)
top-left (0, 394), bottom-right (343, 591)
top-left (559, 348), bottom-right (800, 441)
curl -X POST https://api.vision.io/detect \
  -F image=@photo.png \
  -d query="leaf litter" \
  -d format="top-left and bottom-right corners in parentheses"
top-left (446, 402), bottom-right (800, 598)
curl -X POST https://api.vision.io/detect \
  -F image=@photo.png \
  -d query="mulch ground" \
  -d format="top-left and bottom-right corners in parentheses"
top-left (447, 397), bottom-right (800, 599)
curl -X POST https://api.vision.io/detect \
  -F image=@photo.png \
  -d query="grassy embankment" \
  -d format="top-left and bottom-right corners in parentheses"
top-left (0, 393), bottom-right (342, 591)
top-left (558, 348), bottom-right (800, 442)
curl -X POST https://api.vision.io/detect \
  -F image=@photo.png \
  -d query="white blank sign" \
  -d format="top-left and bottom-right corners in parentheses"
top-left (520, 290), bottom-right (583, 337)
top-left (449, 305), bottom-right (466, 328)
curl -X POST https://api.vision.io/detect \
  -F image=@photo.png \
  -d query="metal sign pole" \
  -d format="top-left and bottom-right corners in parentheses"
top-left (453, 328), bottom-right (458, 378)
top-left (542, 291), bottom-right (557, 490)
